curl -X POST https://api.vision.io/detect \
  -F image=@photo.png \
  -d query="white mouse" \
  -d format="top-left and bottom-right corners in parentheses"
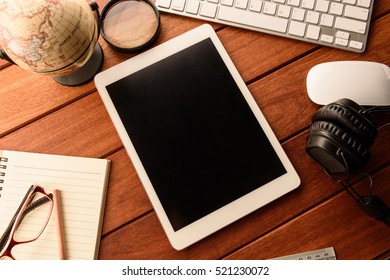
top-left (306, 61), bottom-right (390, 106)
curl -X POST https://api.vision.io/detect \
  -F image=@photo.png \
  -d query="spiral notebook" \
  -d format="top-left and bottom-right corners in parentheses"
top-left (0, 150), bottom-right (111, 260)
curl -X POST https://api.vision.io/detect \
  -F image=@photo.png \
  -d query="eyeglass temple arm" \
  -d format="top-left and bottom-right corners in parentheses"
top-left (0, 189), bottom-right (52, 252)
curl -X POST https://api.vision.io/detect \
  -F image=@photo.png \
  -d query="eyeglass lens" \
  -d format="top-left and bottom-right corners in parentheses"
top-left (13, 192), bottom-right (53, 242)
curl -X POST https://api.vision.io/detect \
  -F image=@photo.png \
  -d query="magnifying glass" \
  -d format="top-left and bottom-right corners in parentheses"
top-left (100, 0), bottom-right (161, 53)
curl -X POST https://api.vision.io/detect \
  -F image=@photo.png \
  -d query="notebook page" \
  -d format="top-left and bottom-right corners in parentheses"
top-left (0, 150), bottom-right (110, 260)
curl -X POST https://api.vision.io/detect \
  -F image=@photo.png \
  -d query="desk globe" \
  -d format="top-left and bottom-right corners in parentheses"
top-left (0, 0), bottom-right (103, 86)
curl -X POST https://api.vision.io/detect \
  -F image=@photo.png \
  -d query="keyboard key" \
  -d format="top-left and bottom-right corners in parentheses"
top-left (288, 21), bottom-right (306, 37)
top-left (200, 3), bottom-right (218, 18)
top-left (329, 2), bottom-right (343, 15)
top-left (292, 8), bottom-right (305, 21)
top-left (235, 0), bottom-right (248, 9)
top-left (335, 37), bottom-right (348, 46)
top-left (306, 25), bottom-right (320, 40)
top-left (287, 0), bottom-right (300, 7)
top-left (217, 6), bottom-right (288, 33)
top-left (301, 0), bottom-right (315, 10)
top-left (277, 5), bottom-right (291, 18)
top-left (357, 0), bottom-right (371, 8)
top-left (186, 0), bottom-right (200, 14)
top-left (221, 0), bottom-right (234, 6)
top-left (263, 2), bottom-right (277, 15)
top-left (316, 0), bottom-right (329, 13)
top-left (336, 30), bottom-right (350, 39)
top-left (344, 5), bottom-right (369, 21)
top-left (335, 17), bottom-right (367, 34)
top-left (157, 0), bottom-right (171, 8)
top-left (249, 0), bottom-right (262, 12)
top-left (320, 14), bottom-right (334, 27)
top-left (306, 11), bottom-right (320, 24)
top-left (320, 34), bottom-right (334, 43)
top-left (172, 0), bottom-right (186, 11)
top-left (349, 40), bottom-right (363, 49)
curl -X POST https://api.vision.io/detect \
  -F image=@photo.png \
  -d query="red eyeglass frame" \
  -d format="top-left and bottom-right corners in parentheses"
top-left (0, 185), bottom-right (53, 260)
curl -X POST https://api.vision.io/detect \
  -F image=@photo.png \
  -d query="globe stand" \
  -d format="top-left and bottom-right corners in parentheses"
top-left (53, 42), bottom-right (104, 87)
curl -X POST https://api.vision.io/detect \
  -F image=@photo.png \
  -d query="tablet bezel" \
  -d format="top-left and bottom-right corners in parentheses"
top-left (95, 24), bottom-right (300, 250)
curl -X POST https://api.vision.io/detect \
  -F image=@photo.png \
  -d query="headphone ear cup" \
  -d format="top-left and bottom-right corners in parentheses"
top-left (312, 98), bottom-right (377, 147)
top-left (306, 120), bottom-right (371, 173)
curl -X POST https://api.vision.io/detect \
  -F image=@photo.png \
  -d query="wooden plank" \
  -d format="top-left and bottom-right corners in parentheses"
top-left (0, 59), bottom-right (10, 69)
top-left (0, 92), bottom-right (122, 157)
top-left (103, 149), bottom-right (152, 235)
top-left (373, 0), bottom-right (390, 16)
top-left (0, 65), bottom-right (96, 137)
top-left (217, 27), bottom-right (316, 83)
top-left (225, 167), bottom-right (390, 260)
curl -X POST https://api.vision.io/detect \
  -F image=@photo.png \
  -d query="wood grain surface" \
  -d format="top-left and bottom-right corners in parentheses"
top-left (0, 0), bottom-right (389, 260)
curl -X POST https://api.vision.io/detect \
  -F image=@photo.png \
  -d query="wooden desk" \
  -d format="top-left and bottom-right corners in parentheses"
top-left (0, 0), bottom-right (389, 260)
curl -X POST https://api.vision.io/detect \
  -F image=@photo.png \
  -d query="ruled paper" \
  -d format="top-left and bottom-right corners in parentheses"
top-left (0, 150), bottom-right (110, 260)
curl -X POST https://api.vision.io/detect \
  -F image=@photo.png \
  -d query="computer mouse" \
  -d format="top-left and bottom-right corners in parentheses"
top-left (306, 61), bottom-right (390, 106)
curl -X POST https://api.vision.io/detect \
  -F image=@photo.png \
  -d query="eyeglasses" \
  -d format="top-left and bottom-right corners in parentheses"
top-left (0, 185), bottom-right (54, 260)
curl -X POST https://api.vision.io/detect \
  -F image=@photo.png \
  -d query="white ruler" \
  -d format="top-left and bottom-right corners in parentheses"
top-left (272, 247), bottom-right (337, 260)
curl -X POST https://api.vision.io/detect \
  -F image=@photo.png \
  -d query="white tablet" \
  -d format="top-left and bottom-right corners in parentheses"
top-left (95, 24), bottom-right (300, 250)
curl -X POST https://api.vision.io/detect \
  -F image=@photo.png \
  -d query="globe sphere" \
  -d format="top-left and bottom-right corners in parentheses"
top-left (0, 0), bottom-right (99, 76)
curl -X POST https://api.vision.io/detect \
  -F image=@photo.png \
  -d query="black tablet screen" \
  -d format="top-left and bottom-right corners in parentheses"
top-left (106, 38), bottom-right (286, 231)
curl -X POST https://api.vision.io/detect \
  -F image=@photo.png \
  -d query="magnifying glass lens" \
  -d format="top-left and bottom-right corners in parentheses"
top-left (101, 0), bottom-right (160, 52)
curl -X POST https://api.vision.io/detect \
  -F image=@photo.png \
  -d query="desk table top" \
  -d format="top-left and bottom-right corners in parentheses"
top-left (0, 0), bottom-right (389, 260)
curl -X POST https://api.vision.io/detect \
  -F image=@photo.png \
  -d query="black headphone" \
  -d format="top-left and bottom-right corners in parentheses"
top-left (306, 98), bottom-right (390, 227)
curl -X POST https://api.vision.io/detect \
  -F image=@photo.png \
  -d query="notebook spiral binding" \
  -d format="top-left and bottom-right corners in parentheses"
top-left (0, 157), bottom-right (8, 197)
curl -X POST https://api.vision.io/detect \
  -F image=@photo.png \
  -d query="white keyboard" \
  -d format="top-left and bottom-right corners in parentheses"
top-left (156, 0), bottom-right (374, 53)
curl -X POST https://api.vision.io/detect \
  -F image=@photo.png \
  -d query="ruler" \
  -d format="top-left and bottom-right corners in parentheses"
top-left (272, 247), bottom-right (337, 260)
